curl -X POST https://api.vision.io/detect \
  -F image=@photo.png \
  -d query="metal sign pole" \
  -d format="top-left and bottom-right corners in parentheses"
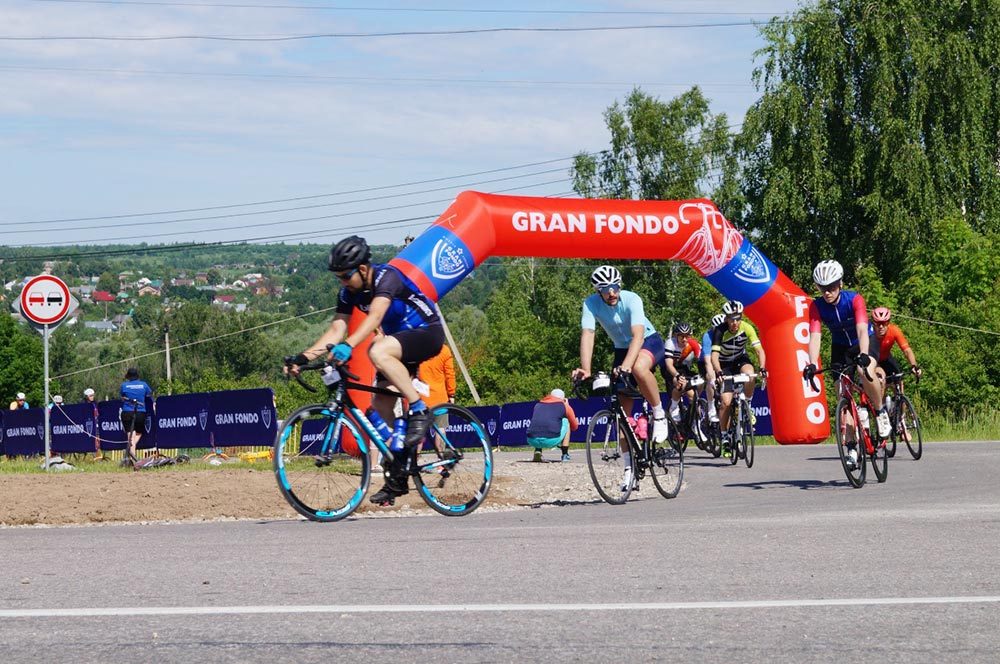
top-left (43, 323), bottom-right (51, 470)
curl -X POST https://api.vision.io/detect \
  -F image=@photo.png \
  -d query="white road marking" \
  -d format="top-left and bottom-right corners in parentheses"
top-left (2, 596), bottom-right (999, 618)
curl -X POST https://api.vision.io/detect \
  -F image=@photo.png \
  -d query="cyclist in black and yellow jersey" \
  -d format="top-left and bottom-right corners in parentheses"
top-left (710, 300), bottom-right (767, 455)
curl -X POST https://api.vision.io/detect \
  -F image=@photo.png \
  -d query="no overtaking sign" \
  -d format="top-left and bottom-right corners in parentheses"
top-left (19, 274), bottom-right (71, 326)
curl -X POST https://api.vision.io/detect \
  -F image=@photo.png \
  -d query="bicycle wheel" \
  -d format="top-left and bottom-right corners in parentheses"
top-left (586, 409), bottom-right (632, 505)
top-left (742, 405), bottom-right (755, 469)
top-left (412, 404), bottom-right (493, 517)
top-left (274, 404), bottom-right (370, 522)
top-left (649, 436), bottom-right (684, 498)
top-left (727, 404), bottom-right (740, 466)
top-left (886, 404), bottom-right (898, 458)
top-left (834, 398), bottom-right (866, 488)
top-left (695, 398), bottom-right (716, 455)
top-left (897, 396), bottom-right (923, 460)
top-left (865, 403), bottom-right (888, 483)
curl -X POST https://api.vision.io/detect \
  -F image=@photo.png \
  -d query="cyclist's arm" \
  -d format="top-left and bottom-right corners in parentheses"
top-left (576, 328), bottom-right (596, 377)
top-left (711, 350), bottom-right (722, 376)
top-left (305, 314), bottom-right (351, 360)
top-left (807, 301), bottom-right (822, 365)
top-left (853, 294), bottom-right (870, 355)
top-left (664, 356), bottom-right (679, 379)
top-left (344, 296), bottom-right (389, 347)
top-left (618, 324), bottom-right (645, 372)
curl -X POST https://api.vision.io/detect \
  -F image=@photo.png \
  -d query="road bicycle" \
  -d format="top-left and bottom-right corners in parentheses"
top-left (576, 371), bottom-right (684, 505)
top-left (884, 371), bottom-right (923, 460)
top-left (717, 372), bottom-right (761, 468)
top-left (275, 354), bottom-right (493, 522)
top-left (673, 374), bottom-right (717, 457)
top-left (808, 364), bottom-right (888, 488)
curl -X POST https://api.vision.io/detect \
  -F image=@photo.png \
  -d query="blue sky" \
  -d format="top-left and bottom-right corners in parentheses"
top-left (0, 0), bottom-right (802, 249)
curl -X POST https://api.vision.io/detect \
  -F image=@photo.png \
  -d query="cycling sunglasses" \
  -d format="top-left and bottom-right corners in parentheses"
top-left (596, 283), bottom-right (621, 295)
top-left (334, 267), bottom-right (359, 282)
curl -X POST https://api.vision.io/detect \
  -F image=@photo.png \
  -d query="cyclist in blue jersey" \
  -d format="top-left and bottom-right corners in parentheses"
top-left (572, 266), bottom-right (670, 488)
top-left (802, 260), bottom-right (889, 467)
top-left (699, 313), bottom-right (725, 423)
top-left (291, 235), bottom-right (444, 504)
top-left (120, 367), bottom-right (153, 461)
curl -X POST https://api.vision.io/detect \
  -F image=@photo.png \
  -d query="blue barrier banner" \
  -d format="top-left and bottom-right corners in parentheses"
top-left (97, 399), bottom-right (155, 450)
top-left (299, 417), bottom-right (334, 456)
top-left (496, 400), bottom-right (534, 446)
top-left (154, 393), bottom-right (212, 449)
top-left (2, 408), bottom-right (44, 457)
top-left (446, 405), bottom-right (499, 448)
top-left (209, 388), bottom-right (277, 447)
top-left (50, 403), bottom-right (99, 453)
top-left (750, 386), bottom-right (772, 436)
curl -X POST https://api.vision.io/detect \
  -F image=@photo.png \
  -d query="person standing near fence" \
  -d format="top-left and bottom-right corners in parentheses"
top-left (419, 343), bottom-right (457, 436)
top-left (84, 388), bottom-right (103, 460)
top-left (120, 368), bottom-right (153, 462)
top-left (9, 392), bottom-right (28, 410)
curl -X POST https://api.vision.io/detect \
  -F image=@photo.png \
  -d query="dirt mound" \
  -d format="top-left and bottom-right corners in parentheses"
top-left (0, 455), bottom-right (604, 527)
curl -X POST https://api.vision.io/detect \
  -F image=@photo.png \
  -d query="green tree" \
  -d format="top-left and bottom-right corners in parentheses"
top-left (739, 0), bottom-right (1000, 284)
top-left (0, 316), bottom-right (44, 407)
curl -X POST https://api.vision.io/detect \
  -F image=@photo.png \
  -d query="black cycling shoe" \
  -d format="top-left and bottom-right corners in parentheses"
top-left (403, 409), bottom-right (434, 447)
top-left (369, 481), bottom-right (408, 506)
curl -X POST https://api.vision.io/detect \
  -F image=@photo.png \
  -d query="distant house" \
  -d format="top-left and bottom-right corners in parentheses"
top-left (112, 314), bottom-right (131, 330)
top-left (92, 290), bottom-right (115, 303)
top-left (195, 273), bottom-right (209, 284)
top-left (79, 285), bottom-right (93, 300)
top-left (213, 294), bottom-right (236, 308)
top-left (230, 280), bottom-right (247, 290)
top-left (137, 285), bottom-right (161, 297)
top-left (171, 278), bottom-right (195, 287)
top-left (84, 320), bottom-right (117, 333)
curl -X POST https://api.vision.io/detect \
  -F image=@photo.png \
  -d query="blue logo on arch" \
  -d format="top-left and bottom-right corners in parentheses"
top-left (706, 238), bottom-right (779, 306)
top-left (396, 226), bottom-right (475, 299)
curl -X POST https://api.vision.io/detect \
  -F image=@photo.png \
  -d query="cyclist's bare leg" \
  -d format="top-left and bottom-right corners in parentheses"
top-left (857, 360), bottom-right (884, 410)
top-left (719, 389), bottom-right (734, 432)
top-left (619, 395), bottom-right (635, 453)
top-left (741, 363), bottom-right (756, 401)
top-left (368, 336), bottom-right (420, 405)
top-left (631, 353), bottom-right (662, 409)
top-left (704, 366), bottom-right (717, 417)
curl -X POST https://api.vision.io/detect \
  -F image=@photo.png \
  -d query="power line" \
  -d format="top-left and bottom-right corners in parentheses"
top-left (892, 312), bottom-right (1000, 337)
top-left (51, 304), bottom-right (341, 380)
top-left (3, 167), bottom-right (573, 233)
top-left (3, 156), bottom-right (578, 225)
top-left (26, 1), bottom-right (791, 16)
top-left (0, 22), bottom-right (774, 42)
top-left (13, 178), bottom-right (573, 246)
top-left (0, 64), bottom-right (756, 92)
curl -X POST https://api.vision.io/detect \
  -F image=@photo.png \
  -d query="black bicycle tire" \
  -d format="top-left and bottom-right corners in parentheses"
top-left (411, 403), bottom-right (493, 517)
top-left (727, 401), bottom-right (740, 465)
top-left (648, 437), bottom-right (684, 498)
top-left (886, 404), bottom-right (898, 458)
top-left (899, 396), bottom-right (923, 460)
top-left (273, 403), bottom-right (370, 522)
top-left (586, 409), bottom-right (632, 505)
top-left (866, 403), bottom-right (888, 483)
top-left (834, 397), bottom-right (866, 488)
top-left (743, 404), bottom-right (755, 469)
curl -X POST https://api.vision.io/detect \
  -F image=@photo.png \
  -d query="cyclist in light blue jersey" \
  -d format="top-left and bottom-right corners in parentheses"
top-left (572, 266), bottom-right (670, 489)
top-left (699, 313), bottom-right (725, 423)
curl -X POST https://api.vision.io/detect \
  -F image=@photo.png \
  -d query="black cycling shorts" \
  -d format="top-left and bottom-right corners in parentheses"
top-left (719, 354), bottom-right (753, 375)
top-left (830, 334), bottom-right (877, 370)
top-left (374, 325), bottom-right (445, 383)
top-left (879, 356), bottom-right (903, 378)
top-left (120, 411), bottom-right (146, 435)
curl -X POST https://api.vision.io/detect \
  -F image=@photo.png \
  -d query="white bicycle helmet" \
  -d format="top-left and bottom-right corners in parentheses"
top-left (813, 259), bottom-right (844, 286)
top-left (711, 313), bottom-right (726, 328)
top-left (722, 300), bottom-right (744, 316)
top-left (590, 265), bottom-right (622, 289)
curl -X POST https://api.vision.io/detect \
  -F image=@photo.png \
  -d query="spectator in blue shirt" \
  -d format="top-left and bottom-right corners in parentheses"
top-left (9, 391), bottom-right (28, 410)
top-left (120, 367), bottom-right (153, 460)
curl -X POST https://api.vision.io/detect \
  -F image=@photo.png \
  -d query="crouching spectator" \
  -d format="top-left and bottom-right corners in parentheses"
top-left (526, 388), bottom-right (578, 462)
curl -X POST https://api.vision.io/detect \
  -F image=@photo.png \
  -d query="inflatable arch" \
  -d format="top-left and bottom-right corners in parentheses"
top-left (354, 191), bottom-right (828, 444)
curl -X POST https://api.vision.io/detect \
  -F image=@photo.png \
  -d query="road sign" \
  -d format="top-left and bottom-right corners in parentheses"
top-left (19, 275), bottom-right (71, 325)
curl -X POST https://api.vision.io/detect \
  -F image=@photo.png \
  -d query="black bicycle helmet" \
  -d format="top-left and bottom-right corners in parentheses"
top-left (672, 322), bottom-right (693, 336)
top-left (327, 235), bottom-right (372, 272)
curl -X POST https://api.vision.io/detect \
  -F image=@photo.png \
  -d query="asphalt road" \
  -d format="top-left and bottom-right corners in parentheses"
top-left (2, 441), bottom-right (999, 663)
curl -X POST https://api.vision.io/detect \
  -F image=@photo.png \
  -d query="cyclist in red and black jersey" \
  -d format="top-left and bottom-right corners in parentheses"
top-left (291, 235), bottom-right (444, 504)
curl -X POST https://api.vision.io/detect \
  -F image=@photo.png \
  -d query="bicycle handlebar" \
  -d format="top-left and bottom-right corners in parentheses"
top-left (284, 344), bottom-right (361, 393)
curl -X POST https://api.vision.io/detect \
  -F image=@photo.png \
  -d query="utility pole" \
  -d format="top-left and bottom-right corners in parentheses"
top-left (164, 324), bottom-right (172, 394)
